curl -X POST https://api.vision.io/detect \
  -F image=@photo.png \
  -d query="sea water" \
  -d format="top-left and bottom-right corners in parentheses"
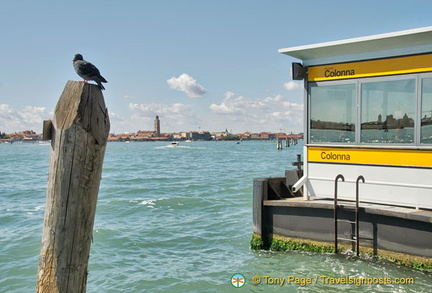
top-left (0, 141), bottom-right (431, 292)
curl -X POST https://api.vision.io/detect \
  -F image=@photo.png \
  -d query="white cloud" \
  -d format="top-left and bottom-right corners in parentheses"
top-left (283, 81), bottom-right (303, 91)
top-left (208, 93), bottom-right (304, 133)
top-left (18, 106), bottom-right (48, 125)
top-left (167, 73), bottom-right (207, 98)
top-left (209, 91), bottom-right (268, 115)
top-left (0, 104), bottom-right (51, 133)
top-left (209, 92), bottom-right (245, 115)
top-left (264, 94), bottom-right (283, 103)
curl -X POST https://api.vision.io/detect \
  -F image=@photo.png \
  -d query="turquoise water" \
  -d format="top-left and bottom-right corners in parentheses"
top-left (0, 141), bottom-right (431, 292)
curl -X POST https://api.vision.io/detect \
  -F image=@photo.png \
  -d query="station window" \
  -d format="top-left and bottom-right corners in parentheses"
top-left (308, 75), bottom-right (432, 145)
top-left (361, 79), bottom-right (416, 144)
top-left (309, 83), bottom-right (356, 143)
top-left (421, 78), bottom-right (432, 143)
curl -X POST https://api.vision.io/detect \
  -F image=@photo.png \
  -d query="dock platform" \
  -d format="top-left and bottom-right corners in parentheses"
top-left (253, 177), bottom-right (432, 264)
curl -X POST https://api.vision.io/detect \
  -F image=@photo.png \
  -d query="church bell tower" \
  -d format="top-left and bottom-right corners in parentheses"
top-left (154, 116), bottom-right (161, 137)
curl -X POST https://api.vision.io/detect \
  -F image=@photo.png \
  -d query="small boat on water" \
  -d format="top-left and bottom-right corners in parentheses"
top-left (168, 142), bottom-right (179, 147)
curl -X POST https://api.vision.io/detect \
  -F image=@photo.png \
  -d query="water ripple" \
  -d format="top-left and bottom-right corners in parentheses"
top-left (0, 142), bottom-right (431, 292)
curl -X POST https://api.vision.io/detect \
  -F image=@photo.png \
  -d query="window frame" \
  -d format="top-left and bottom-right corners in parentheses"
top-left (308, 80), bottom-right (357, 144)
top-left (359, 76), bottom-right (417, 145)
top-left (307, 72), bottom-right (432, 146)
top-left (420, 76), bottom-right (432, 145)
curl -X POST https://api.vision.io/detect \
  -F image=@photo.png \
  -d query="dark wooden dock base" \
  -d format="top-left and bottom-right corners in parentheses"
top-left (253, 176), bottom-right (432, 268)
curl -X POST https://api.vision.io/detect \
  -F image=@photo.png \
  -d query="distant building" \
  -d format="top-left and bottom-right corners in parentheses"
top-left (154, 116), bottom-right (161, 137)
top-left (249, 132), bottom-right (277, 140)
top-left (238, 132), bottom-right (252, 140)
top-left (181, 131), bottom-right (211, 140)
top-left (9, 130), bottom-right (40, 142)
top-left (134, 130), bottom-right (156, 140)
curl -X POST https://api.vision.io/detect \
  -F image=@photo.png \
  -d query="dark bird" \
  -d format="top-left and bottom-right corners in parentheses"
top-left (73, 54), bottom-right (107, 90)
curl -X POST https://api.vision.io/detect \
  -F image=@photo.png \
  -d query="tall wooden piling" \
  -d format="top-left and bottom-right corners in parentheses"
top-left (37, 81), bottom-right (110, 293)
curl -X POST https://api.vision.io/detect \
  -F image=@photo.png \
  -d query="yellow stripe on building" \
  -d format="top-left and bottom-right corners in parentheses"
top-left (308, 53), bottom-right (432, 81)
top-left (308, 147), bottom-right (432, 168)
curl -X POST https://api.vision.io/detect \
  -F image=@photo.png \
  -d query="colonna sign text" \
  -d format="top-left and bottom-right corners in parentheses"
top-left (308, 147), bottom-right (432, 168)
top-left (308, 53), bottom-right (432, 82)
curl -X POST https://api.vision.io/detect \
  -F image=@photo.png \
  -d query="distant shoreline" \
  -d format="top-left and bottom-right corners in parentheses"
top-left (0, 130), bottom-right (303, 143)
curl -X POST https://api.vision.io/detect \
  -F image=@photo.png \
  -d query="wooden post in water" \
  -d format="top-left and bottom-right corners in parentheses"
top-left (37, 81), bottom-right (110, 293)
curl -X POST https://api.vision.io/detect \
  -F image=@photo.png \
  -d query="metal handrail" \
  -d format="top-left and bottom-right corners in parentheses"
top-left (355, 175), bottom-right (365, 256)
top-left (334, 174), bottom-right (365, 256)
top-left (333, 174), bottom-right (345, 253)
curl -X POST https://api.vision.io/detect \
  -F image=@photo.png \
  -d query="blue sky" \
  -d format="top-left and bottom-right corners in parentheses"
top-left (1, 0), bottom-right (431, 134)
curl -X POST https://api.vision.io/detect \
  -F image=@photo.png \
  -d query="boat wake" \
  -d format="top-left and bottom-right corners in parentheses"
top-left (155, 145), bottom-right (207, 150)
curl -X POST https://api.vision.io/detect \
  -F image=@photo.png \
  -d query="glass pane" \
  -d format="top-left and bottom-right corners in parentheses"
top-left (309, 83), bottom-right (356, 143)
top-left (361, 79), bottom-right (415, 144)
top-left (421, 78), bottom-right (432, 143)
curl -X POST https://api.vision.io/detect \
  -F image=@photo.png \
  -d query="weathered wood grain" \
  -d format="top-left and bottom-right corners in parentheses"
top-left (37, 81), bottom-right (110, 293)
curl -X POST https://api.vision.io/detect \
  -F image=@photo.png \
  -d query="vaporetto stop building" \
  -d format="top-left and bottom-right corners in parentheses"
top-left (252, 27), bottom-right (432, 266)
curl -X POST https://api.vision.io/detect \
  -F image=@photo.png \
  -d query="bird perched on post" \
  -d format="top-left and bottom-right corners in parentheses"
top-left (73, 54), bottom-right (107, 90)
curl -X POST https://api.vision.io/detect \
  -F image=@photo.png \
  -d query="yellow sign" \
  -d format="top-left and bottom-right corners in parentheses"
top-left (308, 146), bottom-right (432, 168)
top-left (308, 53), bottom-right (432, 81)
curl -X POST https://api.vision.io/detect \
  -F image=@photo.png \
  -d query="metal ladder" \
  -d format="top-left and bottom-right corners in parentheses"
top-left (334, 174), bottom-right (365, 256)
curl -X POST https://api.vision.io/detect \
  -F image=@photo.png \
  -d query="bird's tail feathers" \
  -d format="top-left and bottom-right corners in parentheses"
top-left (99, 75), bottom-right (108, 83)
top-left (97, 82), bottom-right (106, 90)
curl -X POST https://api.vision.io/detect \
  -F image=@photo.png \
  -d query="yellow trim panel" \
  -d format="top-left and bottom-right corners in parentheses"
top-left (308, 146), bottom-right (432, 168)
top-left (308, 53), bottom-right (432, 81)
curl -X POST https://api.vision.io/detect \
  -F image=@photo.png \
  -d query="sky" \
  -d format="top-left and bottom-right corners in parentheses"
top-left (1, 0), bottom-right (432, 135)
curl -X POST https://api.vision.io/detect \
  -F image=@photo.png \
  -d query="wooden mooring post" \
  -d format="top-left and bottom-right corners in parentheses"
top-left (36, 81), bottom-right (110, 293)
